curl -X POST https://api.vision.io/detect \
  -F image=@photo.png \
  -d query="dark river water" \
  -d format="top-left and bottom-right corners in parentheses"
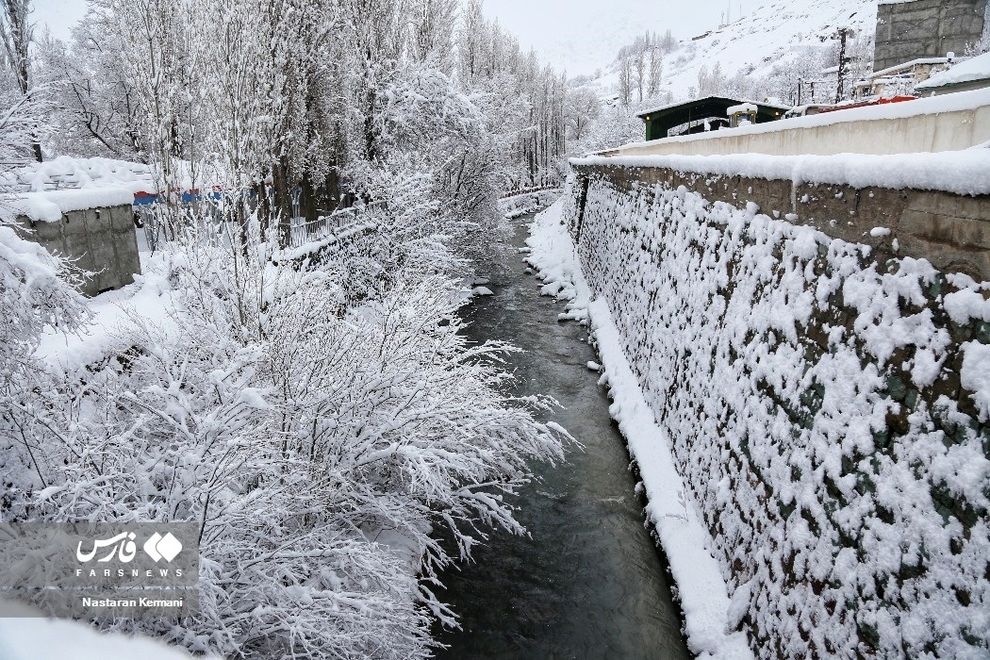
top-left (434, 211), bottom-right (690, 659)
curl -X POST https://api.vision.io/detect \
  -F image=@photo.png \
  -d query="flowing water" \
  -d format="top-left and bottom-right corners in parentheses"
top-left (434, 211), bottom-right (691, 659)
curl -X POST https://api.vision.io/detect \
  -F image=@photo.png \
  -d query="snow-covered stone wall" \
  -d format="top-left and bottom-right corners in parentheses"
top-left (565, 171), bottom-right (990, 658)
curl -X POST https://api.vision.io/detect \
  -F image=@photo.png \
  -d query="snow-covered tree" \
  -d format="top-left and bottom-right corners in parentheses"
top-left (5, 2), bottom-right (576, 657)
top-left (0, 0), bottom-right (42, 160)
top-left (565, 86), bottom-right (600, 142)
top-left (0, 215), bottom-right (86, 520)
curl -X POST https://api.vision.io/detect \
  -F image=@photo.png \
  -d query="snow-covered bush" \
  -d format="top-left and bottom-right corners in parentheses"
top-left (17, 214), bottom-right (564, 657)
top-left (0, 217), bottom-right (86, 520)
top-left (5, 1), bottom-right (575, 655)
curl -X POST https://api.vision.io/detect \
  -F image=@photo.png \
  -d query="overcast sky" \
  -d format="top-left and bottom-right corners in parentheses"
top-left (33, 0), bottom-right (758, 77)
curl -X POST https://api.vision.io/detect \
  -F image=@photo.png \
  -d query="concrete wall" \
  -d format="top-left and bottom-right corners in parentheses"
top-left (22, 204), bottom-right (141, 297)
top-left (607, 102), bottom-right (990, 157)
top-left (566, 163), bottom-right (990, 657)
top-left (874, 0), bottom-right (987, 72)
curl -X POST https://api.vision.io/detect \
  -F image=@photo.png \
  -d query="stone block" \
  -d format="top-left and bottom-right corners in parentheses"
top-left (79, 208), bottom-right (103, 235)
top-left (25, 218), bottom-right (63, 243)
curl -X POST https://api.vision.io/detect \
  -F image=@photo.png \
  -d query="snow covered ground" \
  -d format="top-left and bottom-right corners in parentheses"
top-left (0, 606), bottom-right (201, 660)
top-left (36, 251), bottom-right (176, 373)
top-left (525, 200), bottom-right (753, 659)
top-left (497, 189), bottom-right (562, 219)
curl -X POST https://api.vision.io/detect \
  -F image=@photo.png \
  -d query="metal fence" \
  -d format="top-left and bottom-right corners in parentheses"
top-left (499, 183), bottom-right (562, 199)
top-left (287, 202), bottom-right (383, 249)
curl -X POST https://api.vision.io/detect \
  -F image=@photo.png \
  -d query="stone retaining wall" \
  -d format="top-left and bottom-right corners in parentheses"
top-left (575, 164), bottom-right (990, 280)
top-left (567, 164), bottom-right (990, 657)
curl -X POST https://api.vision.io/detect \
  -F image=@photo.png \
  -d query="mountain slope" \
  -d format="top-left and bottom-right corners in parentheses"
top-left (580, 0), bottom-right (877, 105)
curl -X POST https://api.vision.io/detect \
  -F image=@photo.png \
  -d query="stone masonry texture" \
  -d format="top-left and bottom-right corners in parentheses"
top-left (567, 163), bottom-right (990, 658)
top-left (874, 0), bottom-right (987, 71)
top-left (19, 204), bottom-right (141, 297)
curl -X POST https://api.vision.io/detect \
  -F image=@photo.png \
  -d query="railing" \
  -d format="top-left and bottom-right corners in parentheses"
top-left (287, 202), bottom-right (384, 249)
top-left (499, 183), bottom-right (562, 199)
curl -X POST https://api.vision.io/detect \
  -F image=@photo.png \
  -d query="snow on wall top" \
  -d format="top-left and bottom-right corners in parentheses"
top-left (0, 156), bottom-right (154, 222)
top-left (727, 103), bottom-right (759, 115)
top-left (573, 147), bottom-right (990, 197)
top-left (916, 51), bottom-right (990, 90)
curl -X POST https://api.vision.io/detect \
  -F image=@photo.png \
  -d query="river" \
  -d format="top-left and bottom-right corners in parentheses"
top-left (433, 210), bottom-right (690, 659)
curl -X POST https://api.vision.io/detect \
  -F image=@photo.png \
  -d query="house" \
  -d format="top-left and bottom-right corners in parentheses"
top-left (636, 96), bottom-right (788, 141)
top-left (852, 56), bottom-right (964, 99)
top-left (915, 51), bottom-right (990, 95)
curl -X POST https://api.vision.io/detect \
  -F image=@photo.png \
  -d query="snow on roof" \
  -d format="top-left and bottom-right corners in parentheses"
top-left (726, 103), bottom-right (758, 115)
top-left (867, 56), bottom-right (961, 79)
top-left (637, 96), bottom-right (788, 119)
top-left (0, 156), bottom-right (155, 222)
top-left (916, 52), bottom-right (990, 90)
top-left (0, 156), bottom-right (154, 194)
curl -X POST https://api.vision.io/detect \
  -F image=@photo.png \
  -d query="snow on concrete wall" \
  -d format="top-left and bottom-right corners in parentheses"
top-left (23, 204), bottom-right (141, 296)
top-left (602, 89), bottom-right (990, 158)
top-left (564, 175), bottom-right (989, 658)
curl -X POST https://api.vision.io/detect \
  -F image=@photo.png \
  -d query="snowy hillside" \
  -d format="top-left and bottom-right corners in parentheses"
top-left (582, 0), bottom-right (876, 103)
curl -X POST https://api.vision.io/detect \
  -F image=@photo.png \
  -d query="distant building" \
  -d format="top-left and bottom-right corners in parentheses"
top-left (637, 96), bottom-right (788, 141)
top-left (873, 0), bottom-right (987, 72)
top-left (852, 56), bottom-right (962, 98)
top-left (915, 50), bottom-right (990, 93)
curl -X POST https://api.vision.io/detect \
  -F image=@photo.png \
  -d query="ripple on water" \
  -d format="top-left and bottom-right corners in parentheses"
top-left (434, 213), bottom-right (690, 660)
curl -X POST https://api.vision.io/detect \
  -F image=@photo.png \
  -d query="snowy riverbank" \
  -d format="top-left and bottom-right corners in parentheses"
top-left (525, 199), bottom-right (753, 659)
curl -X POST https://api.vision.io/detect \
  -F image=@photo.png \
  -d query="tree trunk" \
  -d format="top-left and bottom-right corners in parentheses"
top-left (273, 158), bottom-right (293, 247)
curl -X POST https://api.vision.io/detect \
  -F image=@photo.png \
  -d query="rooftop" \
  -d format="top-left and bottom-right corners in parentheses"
top-left (916, 52), bottom-right (990, 90)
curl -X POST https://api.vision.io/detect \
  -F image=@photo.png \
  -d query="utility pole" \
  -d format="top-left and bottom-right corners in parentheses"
top-left (834, 26), bottom-right (852, 103)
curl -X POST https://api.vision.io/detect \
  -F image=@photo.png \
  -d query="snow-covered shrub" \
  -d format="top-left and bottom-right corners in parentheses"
top-left (0, 217), bottom-right (86, 520)
top-left (19, 215), bottom-right (564, 657)
top-left (567, 176), bottom-right (990, 659)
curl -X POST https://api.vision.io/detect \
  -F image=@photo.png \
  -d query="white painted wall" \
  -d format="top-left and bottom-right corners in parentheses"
top-left (606, 88), bottom-right (990, 157)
